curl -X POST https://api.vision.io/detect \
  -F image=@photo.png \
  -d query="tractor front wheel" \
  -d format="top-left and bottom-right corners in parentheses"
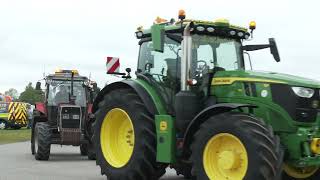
top-left (191, 112), bottom-right (282, 180)
top-left (34, 122), bottom-right (51, 160)
top-left (31, 124), bottom-right (35, 155)
top-left (283, 163), bottom-right (320, 179)
top-left (94, 89), bottom-right (166, 180)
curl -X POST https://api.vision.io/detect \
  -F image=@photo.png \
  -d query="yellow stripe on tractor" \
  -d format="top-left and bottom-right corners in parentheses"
top-left (211, 77), bottom-right (285, 86)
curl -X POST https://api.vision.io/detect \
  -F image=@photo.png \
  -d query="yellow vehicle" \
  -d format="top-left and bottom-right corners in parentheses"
top-left (0, 102), bottom-right (27, 129)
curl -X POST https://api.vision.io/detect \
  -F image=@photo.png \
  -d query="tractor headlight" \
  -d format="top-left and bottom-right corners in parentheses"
top-left (136, 31), bottom-right (143, 38)
top-left (292, 87), bottom-right (314, 98)
top-left (207, 27), bottom-right (215, 32)
top-left (196, 26), bottom-right (205, 31)
top-left (229, 30), bottom-right (236, 36)
top-left (72, 114), bottom-right (80, 119)
top-left (62, 114), bottom-right (69, 119)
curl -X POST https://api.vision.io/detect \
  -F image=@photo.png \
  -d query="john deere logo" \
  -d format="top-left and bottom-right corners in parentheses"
top-left (160, 121), bottom-right (167, 131)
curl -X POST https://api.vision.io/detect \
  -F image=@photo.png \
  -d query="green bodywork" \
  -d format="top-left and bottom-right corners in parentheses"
top-left (133, 19), bottom-right (320, 168)
top-left (155, 114), bottom-right (176, 163)
top-left (212, 70), bottom-right (320, 167)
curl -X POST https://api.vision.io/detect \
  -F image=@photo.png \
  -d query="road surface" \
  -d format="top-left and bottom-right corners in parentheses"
top-left (0, 142), bottom-right (185, 180)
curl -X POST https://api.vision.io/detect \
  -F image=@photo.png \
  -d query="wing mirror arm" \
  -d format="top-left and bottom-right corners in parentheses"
top-left (242, 38), bottom-right (281, 62)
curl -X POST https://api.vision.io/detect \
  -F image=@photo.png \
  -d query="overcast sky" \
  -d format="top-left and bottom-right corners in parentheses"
top-left (0, 0), bottom-right (320, 94)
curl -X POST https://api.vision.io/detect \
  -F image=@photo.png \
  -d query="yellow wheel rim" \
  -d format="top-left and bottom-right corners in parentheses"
top-left (100, 108), bottom-right (135, 168)
top-left (203, 133), bottom-right (248, 180)
top-left (283, 163), bottom-right (319, 179)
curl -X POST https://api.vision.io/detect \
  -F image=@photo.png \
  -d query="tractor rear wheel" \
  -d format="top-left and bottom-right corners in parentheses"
top-left (80, 144), bottom-right (88, 156)
top-left (191, 112), bottom-right (282, 180)
top-left (94, 89), bottom-right (166, 180)
top-left (171, 162), bottom-right (193, 179)
top-left (283, 163), bottom-right (320, 179)
top-left (31, 124), bottom-right (35, 155)
top-left (87, 119), bottom-right (96, 160)
top-left (34, 122), bottom-right (51, 160)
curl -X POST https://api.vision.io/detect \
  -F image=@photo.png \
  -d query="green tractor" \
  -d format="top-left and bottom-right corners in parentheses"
top-left (92, 10), bottom-right (320, 180)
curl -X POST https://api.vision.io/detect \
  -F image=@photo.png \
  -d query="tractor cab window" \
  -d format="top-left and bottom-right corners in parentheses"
top-left (138, 37), bottom-right (181, 87)
top-left (47, 80), bottom-right (86, 107)
top-left (191, 35), bottom-right (243, 78)
top-left (137, 37), bottom-right (181, 110)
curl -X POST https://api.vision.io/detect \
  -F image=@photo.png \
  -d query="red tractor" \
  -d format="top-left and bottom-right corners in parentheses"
top-left (31, 70), bottom-right (98, 160)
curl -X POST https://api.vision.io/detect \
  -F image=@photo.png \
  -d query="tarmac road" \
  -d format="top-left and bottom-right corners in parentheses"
top-left (0, 142), bottom-right (185, 180)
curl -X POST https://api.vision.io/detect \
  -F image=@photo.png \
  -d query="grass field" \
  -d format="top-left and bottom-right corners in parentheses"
top-left (0, 128), bottom-right (31, 145)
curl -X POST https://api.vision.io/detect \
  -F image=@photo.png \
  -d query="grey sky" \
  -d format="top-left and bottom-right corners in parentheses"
top-left (0, 0), bottom-right (319, 94)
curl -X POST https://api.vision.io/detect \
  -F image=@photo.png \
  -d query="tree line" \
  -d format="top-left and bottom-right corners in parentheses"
top-left (3, 82), bottom-right (44, 105)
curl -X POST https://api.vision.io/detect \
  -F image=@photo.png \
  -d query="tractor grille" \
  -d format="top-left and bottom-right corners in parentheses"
top-left (271, 84), bottom-right (319, 123)
top-left (60, 106), bottom-right (81, 129)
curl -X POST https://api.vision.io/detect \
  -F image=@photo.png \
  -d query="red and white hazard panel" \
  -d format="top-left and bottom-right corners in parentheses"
top-left (105, 57), bottom-right (120, 74)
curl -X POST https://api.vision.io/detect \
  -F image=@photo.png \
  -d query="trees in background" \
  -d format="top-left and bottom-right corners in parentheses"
top-left (19, 82), bottom-right (44, 104)
top-left (4, 88), bottom-right (19, 100)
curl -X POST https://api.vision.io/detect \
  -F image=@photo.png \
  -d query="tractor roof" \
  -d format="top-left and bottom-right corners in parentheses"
top-left (46, 69), bottom-right (88, 82)
top-left (135, 18), bottom-right (251, 40)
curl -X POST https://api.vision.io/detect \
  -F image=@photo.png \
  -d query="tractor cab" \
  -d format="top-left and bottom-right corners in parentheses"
top-left (135, 14), bottom-right (279, 130)
top-left (45, 70), bottom-right (88, 132)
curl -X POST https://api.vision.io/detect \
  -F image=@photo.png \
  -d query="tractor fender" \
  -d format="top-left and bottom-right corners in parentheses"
top-left (92, 80), bottom-right (158, 115)
top-left (35, 102), bottom-right (47, 115)
top-left (182, 103), bottom-right (256, 153)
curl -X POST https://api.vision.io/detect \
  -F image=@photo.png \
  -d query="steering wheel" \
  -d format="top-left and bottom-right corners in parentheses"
top-left (151, 73), bottom-right (165, 83)
top-left (195, 60), bottom-right (209, 78)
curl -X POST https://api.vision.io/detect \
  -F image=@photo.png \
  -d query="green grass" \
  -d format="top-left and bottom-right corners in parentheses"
top-left (0, 128), bottom-right (31, 145)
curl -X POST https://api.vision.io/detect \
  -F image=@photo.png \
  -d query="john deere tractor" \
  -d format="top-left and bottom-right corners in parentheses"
top-left (31, 70), bottom-right (97, 160)
top-left (93, 11), bottom-right (320, 180)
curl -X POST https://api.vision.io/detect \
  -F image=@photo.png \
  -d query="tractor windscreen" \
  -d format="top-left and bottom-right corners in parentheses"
top-left (191, 35), bottom-right (243, 74)
top-left (137, 35), bottom-right (243, 82)
top-left (47, 80), bottom-right (86, 106)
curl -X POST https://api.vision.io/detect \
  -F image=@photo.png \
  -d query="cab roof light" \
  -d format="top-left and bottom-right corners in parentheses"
top-left (229, 30), bottom-right (236, 36)
top-left (55, 69), bottom-right (79, 75)
top-left (237, 32), bottom-right (244, 37)
top-left (249, 21), bottom-right (256, 30)
top-left (136, 31), bottom-right (143, 38)
top-left (207, 27), bottom-right (215, 32)
top-left (196, 26), bottom-right (205, 32)
top-left (154, 16), bottom-right (168, 24)
top-left (178, 9), bottom-right (186, 20)
top-left (249, 21), bottom-right (256, 38)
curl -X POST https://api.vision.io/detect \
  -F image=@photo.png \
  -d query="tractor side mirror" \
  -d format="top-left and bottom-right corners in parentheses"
top-left (269, 38), bottom-right (280, 62)
top-left (35, 82), bottom-right (41, 90)
top-left (151, 24), bottom-right (165, 52)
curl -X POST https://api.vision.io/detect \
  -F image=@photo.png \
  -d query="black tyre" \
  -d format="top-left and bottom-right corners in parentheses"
top-left (87, 142), bottom-right (96, 160)
top-left (11, 125), bottom-right (21, 129)
top-left (31, 123), bottom-right (35, 155)
top-left (94, 89), bottom-right (166, 180)
top-left (190, 112), bottom-right (282, 180)
top-left (80, 144), bottom-right (88, 156)
top-left (34, 122), bottom-right (51, 160)
top-left (87, 119), bottom-right (96, 160)
top-left (282, 164), bottom-right (320, 180)
top-left (172, 162), bottom-right (193, 179)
